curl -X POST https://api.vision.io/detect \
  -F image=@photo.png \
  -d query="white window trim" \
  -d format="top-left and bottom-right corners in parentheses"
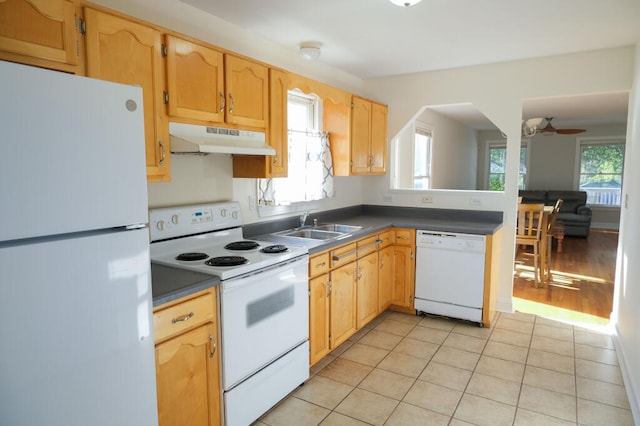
top-left (485, 140), bottom-right (529, 190)
top-left (412, 121), bottom-right (434, 190)
top-left (573, 135), bottom-right (626, 208)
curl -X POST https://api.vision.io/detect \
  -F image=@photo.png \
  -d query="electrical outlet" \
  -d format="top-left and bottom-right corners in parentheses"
top-left (421, 195), bottom-right (433, 203)
top-left (382, 194), bottom-right (393, 203)
top-left (469, 197), bottom-right (482, 207)
top-left (248, 195), bottom-right (256, 211)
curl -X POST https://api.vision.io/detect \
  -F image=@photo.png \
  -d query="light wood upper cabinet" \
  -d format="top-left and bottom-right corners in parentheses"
top-left (231, 67), bottom-right (288, 178)
top-left (369, 101), bottom-right (388, 174)
top-left (165, 34), bottom-right (224, 123)
top-left (0, 0), bottom-right (80, 71)
top-left (351, 96), bottom-right (387, 175)
top-left (224, 54), bottom-right (268, 128)
top-left (84, 8), bottom-right (170, 182)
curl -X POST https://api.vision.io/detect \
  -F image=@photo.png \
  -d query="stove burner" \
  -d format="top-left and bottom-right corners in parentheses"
top-left (224, 240), bottom-right (260, 251)
top-left (175, 252), bottom-right (209, 261)
top-left (205, 256), bottom-right (249, 267)
top-left (261, 244), bottom-right (289, 254)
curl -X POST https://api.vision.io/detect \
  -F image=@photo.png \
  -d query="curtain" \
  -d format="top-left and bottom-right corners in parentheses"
top-left (258, 131), bottom-right (334, 206)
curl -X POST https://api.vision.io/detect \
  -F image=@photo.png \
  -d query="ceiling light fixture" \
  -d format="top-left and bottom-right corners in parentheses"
top-left (299, 42), bottom-right (321, 60)
top-left (389, 0), bottom-right (422, 6)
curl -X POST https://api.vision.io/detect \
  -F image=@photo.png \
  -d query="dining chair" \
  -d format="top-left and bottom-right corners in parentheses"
top-left (545, 198), bottom-right (564, 280)
top-left (516, 203), bottom-right (546, 286)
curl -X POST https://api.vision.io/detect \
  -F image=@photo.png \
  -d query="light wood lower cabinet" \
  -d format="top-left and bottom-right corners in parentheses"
top-left (356, 251), bottom-right (379, 329)
top-left (308, 229), bottom-right (406, 366)
top-left (378, 245), bottom-right (393, 312)
top-left (390, 228), bottom-right (416, 313)
top-left (308, 273), bottom-right (331, 366)
top-left (153, 289), bottom-right (221, 426)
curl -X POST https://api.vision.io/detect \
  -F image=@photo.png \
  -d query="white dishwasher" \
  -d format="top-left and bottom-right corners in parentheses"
top-left (414, 230), bottom-right (486, 324)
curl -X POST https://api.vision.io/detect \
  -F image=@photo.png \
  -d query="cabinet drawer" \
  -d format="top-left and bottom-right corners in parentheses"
top-left (357, 235), bottom-right (378, 257)
top-left (377, 230), bottom-right (393, 249)
top-left (394, 229), bottom-right (414, 246)
top-left (153, 292), bottom-right (215, 343)
top-left (330, 242), bottom-right (357, 268)
top-left (309, 252), bottom-right (330, 277)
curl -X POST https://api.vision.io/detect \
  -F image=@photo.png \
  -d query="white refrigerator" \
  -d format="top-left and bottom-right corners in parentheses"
top-left (0, 60), bottom-right (158, 425)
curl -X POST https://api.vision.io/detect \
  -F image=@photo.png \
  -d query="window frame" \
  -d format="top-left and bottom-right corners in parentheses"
top-left (574, 136), bottom-right (625, 207)
top-left (486, 140), bottom-right (529, 191)
top-left (411, 123), bottom-right (433, 190)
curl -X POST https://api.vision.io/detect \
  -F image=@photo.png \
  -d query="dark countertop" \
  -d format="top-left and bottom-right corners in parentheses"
top-left (246, 205), bottom-right (504, 255)
top-left (151, 263), bottom-right (220, 307)
top-left (151, 204), bottom-right (503, 306)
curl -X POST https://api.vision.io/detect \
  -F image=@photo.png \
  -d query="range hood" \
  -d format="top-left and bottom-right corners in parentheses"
top-left (169, 122), bottom-right (275, 155)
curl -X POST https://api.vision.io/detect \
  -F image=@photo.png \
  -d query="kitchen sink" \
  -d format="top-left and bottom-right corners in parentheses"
top-left (314, 224), bottom-right (363, 233)
top-left (280, 229), bottom-right (344, 240)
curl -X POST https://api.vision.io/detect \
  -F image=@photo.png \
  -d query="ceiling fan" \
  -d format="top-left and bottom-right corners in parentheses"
top-left (537, 117), bottom-right (586, 135)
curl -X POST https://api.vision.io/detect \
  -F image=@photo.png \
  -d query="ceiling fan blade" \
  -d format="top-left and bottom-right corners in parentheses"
top-left (556, 128), bottom-right (586, 134)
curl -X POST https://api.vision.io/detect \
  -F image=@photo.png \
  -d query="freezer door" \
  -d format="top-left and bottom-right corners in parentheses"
top-left (0, 228), bottom-right (158, 426)
top-left (0, 61), bottom-right (148, 242)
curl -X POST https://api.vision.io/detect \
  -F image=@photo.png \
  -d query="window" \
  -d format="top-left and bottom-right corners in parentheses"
top-left (257, 91), bottom-right (334, 206)
top-left (577, 139), bottom-right (624, 206)
top-left (487, 142), bottom-right (528, 191)
top-left (412, 127), bottom-right (432, 189)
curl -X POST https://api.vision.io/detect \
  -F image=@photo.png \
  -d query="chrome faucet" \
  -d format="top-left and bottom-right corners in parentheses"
top-left (300, 211), bottom-right (309, 227)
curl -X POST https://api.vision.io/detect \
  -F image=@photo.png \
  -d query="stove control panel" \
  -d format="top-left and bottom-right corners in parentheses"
top-left (149, 202), bottom-right (243, 241)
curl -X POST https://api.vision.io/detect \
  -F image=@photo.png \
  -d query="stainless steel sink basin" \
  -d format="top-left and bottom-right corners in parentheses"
top-left (280, 229), bottom-right (344, 240)
top-left (314, 224), bottom-right (363, 233)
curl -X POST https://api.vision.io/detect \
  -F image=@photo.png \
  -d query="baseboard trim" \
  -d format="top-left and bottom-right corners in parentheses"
top-left (613, 327), bottom-right (640, 425)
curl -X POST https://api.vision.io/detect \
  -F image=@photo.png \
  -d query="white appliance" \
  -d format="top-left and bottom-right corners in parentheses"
top-left (414, 230), bottom-right (486, 323)
top-left (0, 61), bottom-right (158, 426)
top-left (149, 202), bottom-right (309, 426)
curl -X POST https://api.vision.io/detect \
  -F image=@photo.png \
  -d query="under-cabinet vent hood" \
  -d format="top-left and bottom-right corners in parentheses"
top-left (169, 122), bottom-right (275, 155)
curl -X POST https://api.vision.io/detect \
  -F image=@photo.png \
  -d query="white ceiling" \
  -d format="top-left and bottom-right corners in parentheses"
top-left (182, 0), bottom-right (639, 127)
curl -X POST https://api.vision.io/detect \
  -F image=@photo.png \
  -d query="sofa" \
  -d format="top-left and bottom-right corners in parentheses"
top-left (518, 190), bottom-right (592, 237)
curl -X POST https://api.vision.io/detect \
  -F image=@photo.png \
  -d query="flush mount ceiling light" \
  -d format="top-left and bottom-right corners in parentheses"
top-left (389, 0), bottom-right (422, 6)
top-left (299, 42), bottom-right (321, 60)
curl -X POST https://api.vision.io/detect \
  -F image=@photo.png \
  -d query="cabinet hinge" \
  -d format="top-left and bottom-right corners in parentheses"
top-left (161, 44), bottom-right (168, 57)
top-left (163, 91), bottom-right (169, 105)
top-left (77, 17), bottom-right (86, 35)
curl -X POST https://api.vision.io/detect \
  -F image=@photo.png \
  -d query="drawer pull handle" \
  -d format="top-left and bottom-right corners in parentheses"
top-left (171, 312), bottom-right (194, 324)
top-left (397, 236), bottom-right (409, 240)
top-left (332, 249), bottom-right (357, 263)
top-left (315, 262), bottom-right (326, 268)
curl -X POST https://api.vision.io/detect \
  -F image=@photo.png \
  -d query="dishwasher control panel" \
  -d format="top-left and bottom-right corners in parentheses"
top-left (416, 230), bottom-right (485, 253)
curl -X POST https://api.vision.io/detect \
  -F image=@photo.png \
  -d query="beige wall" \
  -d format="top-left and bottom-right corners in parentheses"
top-left (364, 47), bottom-right (635, 316)
top-left (613, 42), bottom-right (640, 422)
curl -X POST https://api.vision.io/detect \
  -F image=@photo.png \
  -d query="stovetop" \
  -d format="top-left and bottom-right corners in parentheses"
top-left (149, 202), bottom-right (308, 280)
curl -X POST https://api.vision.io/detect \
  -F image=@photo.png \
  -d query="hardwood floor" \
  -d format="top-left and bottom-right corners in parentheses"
top-left (513, 229), bottom-right (619, 327)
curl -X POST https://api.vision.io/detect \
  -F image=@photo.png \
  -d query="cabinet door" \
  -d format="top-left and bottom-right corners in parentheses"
top-left (392, 245), bottom-right (415, 309)
top-left (370, 102), bottom-right (387, 174)
top-left (84, 9), bottom-right (170, 182)
top-left (378, 245), bottom-right (393, 312)
top-left (356, 252), bottom-right (379, 329)
top-left (309, 274), bottom-right (330, 366)
top-left (268, 68), bottom-right (288, 177)
top-left (155, 322), bottom-right (221, 426)
top-left (329, 262), bottom-right (356, 349)
top-left (165, 35), bottom-right (224, 123)
top-left (350, 96), bottom-right (371, 175)
top-left (0, 0), bottom-right (78, 66)
top-left (224, 54), bottom-right (268, 128)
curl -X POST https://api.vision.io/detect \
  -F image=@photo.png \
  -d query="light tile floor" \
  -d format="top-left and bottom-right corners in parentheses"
top-left (255, 310), bottom-right (634, 426)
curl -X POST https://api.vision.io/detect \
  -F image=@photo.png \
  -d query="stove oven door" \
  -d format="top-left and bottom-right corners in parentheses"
top-left (220, 256), bottom-right (309, 390)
